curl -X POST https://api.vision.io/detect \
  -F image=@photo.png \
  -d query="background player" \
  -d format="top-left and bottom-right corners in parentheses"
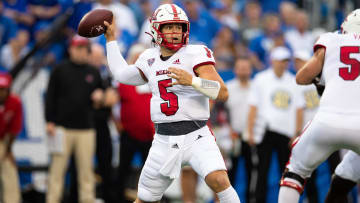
top-left (324, 151), bottom-right (359, 203)
top-left (278, 9), bottom-right (360, 203)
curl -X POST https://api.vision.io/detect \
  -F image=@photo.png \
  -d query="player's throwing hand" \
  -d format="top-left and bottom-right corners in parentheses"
top-left (167, 67), bottom-right (193, 86)
top-left (104, 17), bottom-right (116, 41)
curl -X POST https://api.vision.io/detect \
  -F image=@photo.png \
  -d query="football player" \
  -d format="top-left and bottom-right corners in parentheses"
top-left (104, 3), bottom-right (240, 203)
top-left (324, 151), bottom-right (359, 203)
top-left (278, 9), bottom-right (360, 203)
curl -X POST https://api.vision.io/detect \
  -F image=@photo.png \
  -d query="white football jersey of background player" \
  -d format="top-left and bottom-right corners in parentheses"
top-left (316, 32), bottom-right (360, 116)
top-left (134, 44), bottom-right (215, 123)
top-left (334, 150), bottom-right (360, 182)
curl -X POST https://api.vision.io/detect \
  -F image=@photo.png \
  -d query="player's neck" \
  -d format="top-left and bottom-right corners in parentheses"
top-left (160, 46), bottom-right (176, 58)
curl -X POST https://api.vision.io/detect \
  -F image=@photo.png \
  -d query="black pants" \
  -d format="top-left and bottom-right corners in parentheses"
top-left (255, 130), bottom-right (291, 203)
top-left (228, 140), bottom-right (254, 202)
top-left (95, 119), bottom-right (114, 203)
top-left (118, 131), bottom-right (152, 203)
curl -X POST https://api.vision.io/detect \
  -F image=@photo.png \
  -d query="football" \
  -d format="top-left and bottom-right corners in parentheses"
top-left (77, 9), bottom-right (113, 38)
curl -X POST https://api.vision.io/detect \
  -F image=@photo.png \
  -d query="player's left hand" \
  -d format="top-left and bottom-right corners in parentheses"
top-left (167, 67), bottom-right (193, 86)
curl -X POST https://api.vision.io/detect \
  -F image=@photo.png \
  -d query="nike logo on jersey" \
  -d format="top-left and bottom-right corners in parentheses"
top-left (172, 59), bottom-right (181, 64)
top-left (172, 144), bottom-right (179, 149)
top-left (196, 135), bottom-right (203, 140)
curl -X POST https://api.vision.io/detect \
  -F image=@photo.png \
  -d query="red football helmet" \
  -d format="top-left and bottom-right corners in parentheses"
top-left (149, 4), bottom-right (190, 51)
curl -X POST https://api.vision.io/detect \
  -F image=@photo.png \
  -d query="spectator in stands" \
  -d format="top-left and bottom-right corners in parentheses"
top-left (0, 72), bottom-right (22, 203)
top-left (285, 10), bottom-right (315, 54)
top-left (66, 0), bottom-right (92, 34)
top-left (0, 1), bottom-right (18, 47)
top-left (2, 0), bottom-right (35, 29)
top-left (249, 13), bottom-right (284, 70)
top-left (183, 0), bottom-right (222, 47)
top-left (239, 1), bottom-right (263, 44)
top-left (212, 26), bottom-right (236, 71)
top-left (30, 21), bottom-right (65, 67)
top-left (89, 43), bottom-right (119, 203)
top-left (0, 29), bottom-right (30, 70)
top-left (247, 47), bottom-right (304, 203)
top-left (279, 1), bottom-right (297, 31)
top-left (28, 0), bottom-right (61, 22)
top-left (45, 35), bottom-right (104, 203)
top-left (116, 43), bottom-right (154, 203)
top-left (211, 0), bottom-right (239, 31)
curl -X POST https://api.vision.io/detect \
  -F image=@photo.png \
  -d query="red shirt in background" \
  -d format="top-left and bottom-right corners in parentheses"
top-left (0, 94), bottom-right (22, 139)
top-left (118, 84), bottom-right (154, 142)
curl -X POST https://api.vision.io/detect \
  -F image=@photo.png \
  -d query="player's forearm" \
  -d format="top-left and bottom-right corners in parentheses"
top-left (106, 41), bottom-right (146, 86)
top-left (216, 84), bottom-right (229, 101)
top-left (296, 48), bottom-right (325, 85)
top-left (191, 77), bottom-right (228, 101)
top-left (295, 108), bottom-right (304, 136)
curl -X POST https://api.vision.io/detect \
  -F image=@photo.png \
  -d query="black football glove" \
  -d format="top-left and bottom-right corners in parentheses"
top-left (312, 72), bottom-right (324, 96)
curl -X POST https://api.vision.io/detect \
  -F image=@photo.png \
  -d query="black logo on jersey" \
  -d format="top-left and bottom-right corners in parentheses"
top-left (172, 144), bottom-right (179, 149)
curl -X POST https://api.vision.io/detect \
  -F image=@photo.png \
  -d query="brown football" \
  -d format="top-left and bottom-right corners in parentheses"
top-left (77, 9), bottom-right (113, 38)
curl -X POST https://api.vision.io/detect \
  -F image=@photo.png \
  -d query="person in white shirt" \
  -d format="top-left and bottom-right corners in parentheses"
top-left (247, 46), bottom-right (304, 203)
top-left (103, 4), bottom-right (240, 203)
top-left (224, 58), bottom-right (255, 201)
top-left (284, 10), bottom-right (315, 54)
top-left (278, 9), bottom-right (360, 203)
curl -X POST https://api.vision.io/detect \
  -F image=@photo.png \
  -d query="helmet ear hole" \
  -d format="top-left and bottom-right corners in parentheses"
top-left (181, 24), bottom-right (187, 32)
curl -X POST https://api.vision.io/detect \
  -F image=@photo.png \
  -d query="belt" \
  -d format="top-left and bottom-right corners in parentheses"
top-left (155, 120), bottom-right (207, 135)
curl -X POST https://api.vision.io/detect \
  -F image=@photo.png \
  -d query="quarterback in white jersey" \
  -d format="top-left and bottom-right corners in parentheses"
top-left (278, 9), bottom-right (360, 203)
top-left (103, 4), bottom-right (240, 203)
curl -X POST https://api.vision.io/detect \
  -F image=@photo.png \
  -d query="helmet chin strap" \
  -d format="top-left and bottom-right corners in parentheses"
top-left (160, 32), bottom-right (186, 51)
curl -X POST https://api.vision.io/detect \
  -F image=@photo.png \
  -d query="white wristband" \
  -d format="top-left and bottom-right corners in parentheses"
top-left (191, 77), bottom-right (220, 100)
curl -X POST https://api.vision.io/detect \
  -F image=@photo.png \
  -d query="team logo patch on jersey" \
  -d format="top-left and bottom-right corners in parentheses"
top-left (147, 58), bottom-right (155, 66)
top-left (272, 90), bottom-right (291, 109)
top-left (172, 59), bottom-right (181, 64)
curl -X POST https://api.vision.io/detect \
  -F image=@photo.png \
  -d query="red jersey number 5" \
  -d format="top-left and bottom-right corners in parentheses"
top-left (339, 46), bottom-right (360, 81)
top-left (158, 79), bottom-right (179, 116)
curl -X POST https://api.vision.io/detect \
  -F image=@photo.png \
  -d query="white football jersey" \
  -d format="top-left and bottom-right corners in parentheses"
top-left (135, 44), bottom-right (215, 123)
top-left (315, 32), bottom-right (360, 114)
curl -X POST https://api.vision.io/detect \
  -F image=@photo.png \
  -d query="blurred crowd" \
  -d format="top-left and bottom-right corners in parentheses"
top-left (0, 0), bottom-right (359, 203)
